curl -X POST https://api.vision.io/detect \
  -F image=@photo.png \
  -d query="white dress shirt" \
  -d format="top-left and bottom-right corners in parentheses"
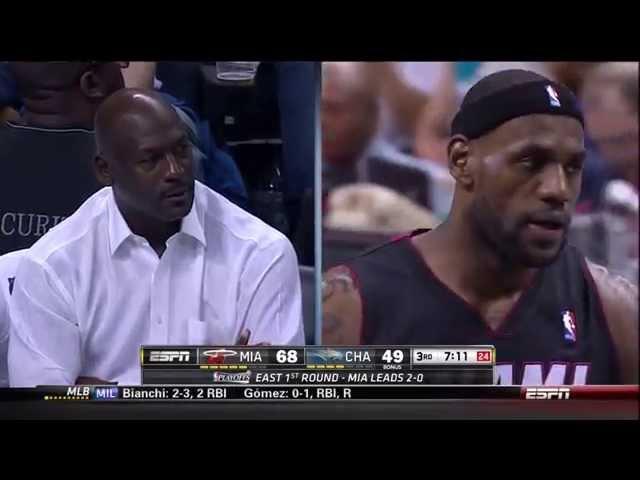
top-left (0, 250), bottom-right (26, 387)
top-left (9, 181), bottom-right (304, 386)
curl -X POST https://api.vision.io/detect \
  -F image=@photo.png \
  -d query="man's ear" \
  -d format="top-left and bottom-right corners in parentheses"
top-left (94, 154), bottom-right (112, 186)
top-left (448, 135), bottom-right (474, 190)
top-left (80, 70), bottom-right (106, 100)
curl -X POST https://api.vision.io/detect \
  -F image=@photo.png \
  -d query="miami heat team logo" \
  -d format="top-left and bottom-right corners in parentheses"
top-left (561, 310), bottom-right (577, 343)
top-left (202, 349), bottom-right (237, 364)
top-left (546, 85), bottom-right (561, 107)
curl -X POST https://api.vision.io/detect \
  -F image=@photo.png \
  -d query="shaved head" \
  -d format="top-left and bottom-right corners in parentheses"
top-left (321, 62), bottom-right (379, 166)
top-left (94, 88), bottom-right (195, 226)
top-left (95, 88), bottom-right (181, 160)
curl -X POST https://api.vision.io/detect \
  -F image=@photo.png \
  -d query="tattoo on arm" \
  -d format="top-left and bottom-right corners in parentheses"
top-left (322, 266), bottom-right (362, 345)
top-left (322, 312), bottom-right (342, 335)
top-left (322, 272), bottom-right (356, 302)
top-left (587, 260), bottom-right (638, 383)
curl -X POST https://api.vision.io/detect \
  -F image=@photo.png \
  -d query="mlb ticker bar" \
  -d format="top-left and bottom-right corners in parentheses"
top-left (0, 385), bottom-right (637, 402)
top-left (141, 345), bottom-right (496, 385)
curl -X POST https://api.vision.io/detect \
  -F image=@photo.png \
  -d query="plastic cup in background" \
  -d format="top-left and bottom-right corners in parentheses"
top-left (216, 62), bottom-right (260, 82)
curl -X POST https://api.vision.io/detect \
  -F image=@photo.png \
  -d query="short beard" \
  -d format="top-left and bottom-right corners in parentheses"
top-left (468, 196), bottom-right (566, 269)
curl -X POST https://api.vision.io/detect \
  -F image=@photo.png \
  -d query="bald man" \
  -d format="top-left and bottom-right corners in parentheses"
top-left (8, 89), bottom-right (303, 387)
top-left (321, 62), bottom-right (380, 191)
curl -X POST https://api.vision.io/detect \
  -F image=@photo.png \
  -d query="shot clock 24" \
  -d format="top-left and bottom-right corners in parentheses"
top-left (411, 347), bottom-right (495, 365)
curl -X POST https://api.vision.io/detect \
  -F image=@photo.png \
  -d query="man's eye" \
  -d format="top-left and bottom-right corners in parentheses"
top-left (140, 156), bottom-right (160, 168)
top-left (565, 161), bottom-right (584, 174)
top-left (518, 157), bottom-right (537, 171)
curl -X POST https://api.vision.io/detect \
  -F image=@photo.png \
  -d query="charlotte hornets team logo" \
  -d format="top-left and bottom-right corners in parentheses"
top-left (561, 310), bottom-right (577, 343)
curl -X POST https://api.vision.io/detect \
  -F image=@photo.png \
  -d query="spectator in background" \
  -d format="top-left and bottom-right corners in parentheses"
top-left (322, 62), bottom-right (442, 241)
top-left (0, 62), bottom-right (123, 255)
top-left (322, 62), bottom-right (380, 191)
top-left (413, 62), bottom-right (459, 165)
top-left (369, 62), bottom-right (431, 152)
top-left (570, 62), bottom-right (638, 282)
top-left (326, 183), bottom-right (440, 234)
top-left (581, 62), bottom-right (638, 194)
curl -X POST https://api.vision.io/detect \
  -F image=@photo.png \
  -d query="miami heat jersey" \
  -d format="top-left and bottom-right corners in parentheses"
top-left (344, 230), bottom-right (620, 385)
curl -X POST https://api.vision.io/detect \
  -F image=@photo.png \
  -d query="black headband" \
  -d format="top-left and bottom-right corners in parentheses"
top-left (451, 80), bottom-right (584, 139)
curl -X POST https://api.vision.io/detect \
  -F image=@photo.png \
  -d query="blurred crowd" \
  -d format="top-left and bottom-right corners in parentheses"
top-left (321, 61), bottom-right (639, 283)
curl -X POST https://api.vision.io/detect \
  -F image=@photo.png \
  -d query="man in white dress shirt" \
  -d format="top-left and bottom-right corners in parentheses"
top-left (8, 89), bottom-right (304, 387)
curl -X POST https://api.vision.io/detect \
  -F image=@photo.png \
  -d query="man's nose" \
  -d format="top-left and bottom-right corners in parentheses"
top-left (164, 152), bottom-right (184, 178)
top-left (538, 163), bottom-right (570, 206)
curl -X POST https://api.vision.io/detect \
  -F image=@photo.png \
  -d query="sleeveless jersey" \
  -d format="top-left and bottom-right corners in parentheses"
top-left (345, 229), bottom-right (620, 385)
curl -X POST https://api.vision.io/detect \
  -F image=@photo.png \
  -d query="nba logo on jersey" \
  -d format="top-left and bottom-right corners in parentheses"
top-left (546, 85), bottom-right (561, 107)
top-left (561, 310), bottom-right (577, 343)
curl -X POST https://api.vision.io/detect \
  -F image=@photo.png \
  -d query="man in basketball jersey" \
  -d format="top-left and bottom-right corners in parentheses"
top-left (323, 70), bottom-right (638, 385)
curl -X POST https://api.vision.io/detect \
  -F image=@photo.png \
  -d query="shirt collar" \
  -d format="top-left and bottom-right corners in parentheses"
top-left (108, 188), bottom-right (206, 256)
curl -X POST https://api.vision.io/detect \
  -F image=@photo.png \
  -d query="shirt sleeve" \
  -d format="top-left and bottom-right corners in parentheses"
top-left (238, 236), bottom-right (304, 345)
top-left (8, 256), bottom-right (81, 387)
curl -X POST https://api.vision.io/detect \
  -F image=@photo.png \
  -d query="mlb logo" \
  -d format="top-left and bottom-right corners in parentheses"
top-left (546, 85), bottom-right (561, 107)
top-left (561, 310), bottom-right (577, 343)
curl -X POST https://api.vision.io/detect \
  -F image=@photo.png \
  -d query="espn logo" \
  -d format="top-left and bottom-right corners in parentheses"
top-left (524, 387), bottom-right (571, 400)
top-left (148, 350), bottom-right (191, 363)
